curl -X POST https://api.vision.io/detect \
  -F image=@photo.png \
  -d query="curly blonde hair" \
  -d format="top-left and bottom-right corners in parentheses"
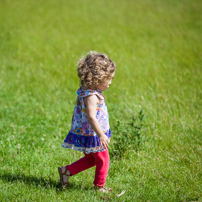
top-left (77, 51), bottom-right (116, 89)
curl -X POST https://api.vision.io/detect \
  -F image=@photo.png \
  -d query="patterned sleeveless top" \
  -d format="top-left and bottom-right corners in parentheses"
top-left (62, 87), bottom-right (111, 154)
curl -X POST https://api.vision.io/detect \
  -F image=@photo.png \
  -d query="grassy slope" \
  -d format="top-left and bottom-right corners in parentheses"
top-left (0, 0), bottom-right (202, 201)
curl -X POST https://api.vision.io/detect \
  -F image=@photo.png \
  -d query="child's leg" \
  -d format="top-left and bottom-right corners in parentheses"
top-left (65, 153), bottom-right (96, 176)
top-left (93, 148), bottom-right (110, 187)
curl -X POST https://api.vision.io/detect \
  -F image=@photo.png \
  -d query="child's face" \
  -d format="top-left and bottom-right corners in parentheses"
top-left (97, 72), bottom-right (115, 91)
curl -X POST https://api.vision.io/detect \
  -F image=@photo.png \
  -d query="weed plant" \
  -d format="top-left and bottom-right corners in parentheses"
top-left (110, 110), bottom-right (147, 159)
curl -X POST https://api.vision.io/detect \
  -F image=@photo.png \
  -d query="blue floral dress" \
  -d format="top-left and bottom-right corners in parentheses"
top-left (62, 87), bottom-right (111, 154)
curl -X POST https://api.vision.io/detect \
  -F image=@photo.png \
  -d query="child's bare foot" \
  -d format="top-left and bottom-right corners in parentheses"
top-left (58, 166), bottom-right (71, 188)
top-left (94, 186), bottom-right (112, 193)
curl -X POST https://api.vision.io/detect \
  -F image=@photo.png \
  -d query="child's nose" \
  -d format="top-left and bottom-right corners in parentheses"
top-left (108, 80), bottom-right (112, 85)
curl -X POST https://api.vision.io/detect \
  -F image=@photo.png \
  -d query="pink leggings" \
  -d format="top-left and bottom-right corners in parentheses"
top-left (66, 148), bottom-right (109, 187)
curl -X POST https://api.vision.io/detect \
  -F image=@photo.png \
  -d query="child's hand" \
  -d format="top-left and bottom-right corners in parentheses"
top-left (99, 135), bottom-right (109, 149)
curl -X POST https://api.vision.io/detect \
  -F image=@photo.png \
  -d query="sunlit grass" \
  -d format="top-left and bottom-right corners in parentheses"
top-left (0, 0), bottom-right (202, 201)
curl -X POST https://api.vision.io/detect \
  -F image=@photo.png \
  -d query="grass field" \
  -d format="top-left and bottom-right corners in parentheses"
top-left (0, 0), bottom-right (202, 201)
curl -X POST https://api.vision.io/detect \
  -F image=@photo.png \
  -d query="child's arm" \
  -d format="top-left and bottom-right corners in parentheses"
top-left (84, 95), bottom-right (109, 149)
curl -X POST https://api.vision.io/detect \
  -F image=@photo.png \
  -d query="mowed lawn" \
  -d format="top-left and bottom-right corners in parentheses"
top-left (0, 0), bottom-right (202, 201)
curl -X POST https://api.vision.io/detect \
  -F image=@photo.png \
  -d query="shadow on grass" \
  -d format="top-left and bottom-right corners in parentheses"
top-left (0, 172), bottom-right (90, 192)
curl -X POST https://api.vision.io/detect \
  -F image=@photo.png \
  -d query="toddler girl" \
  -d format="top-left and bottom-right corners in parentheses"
top-left (58, 51), bottom-right (116, 192)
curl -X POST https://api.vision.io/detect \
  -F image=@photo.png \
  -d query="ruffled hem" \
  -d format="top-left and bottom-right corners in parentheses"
top-left (62, 129), bottom-right (111, 153)
top-left (62, 143), bottom-right (107, 154)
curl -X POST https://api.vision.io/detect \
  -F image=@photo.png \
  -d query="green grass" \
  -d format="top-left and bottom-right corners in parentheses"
top-left (0, 0), bottom-right (202, 201)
